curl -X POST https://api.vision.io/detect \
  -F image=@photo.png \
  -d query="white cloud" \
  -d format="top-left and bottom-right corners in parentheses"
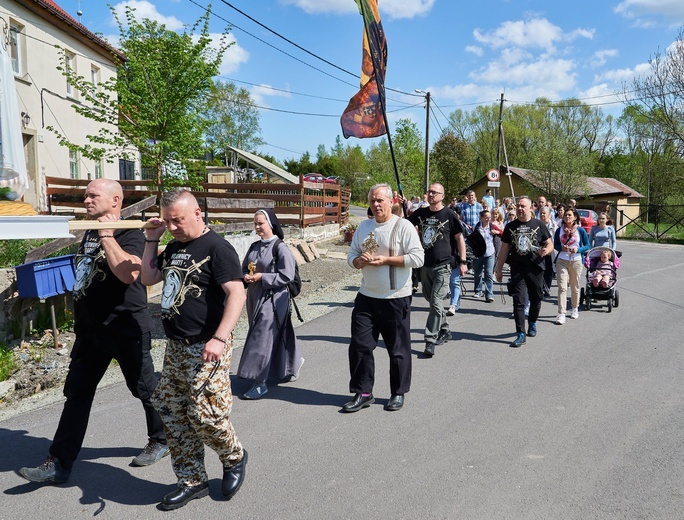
top-left (615, 0), bottom-right (684, 26)
top-left (472, 18), bottom-right (593, 54)
top-left (590, 49), bottom-right (619, 68)
top-left (473, 57), bottom-right (577, 92)
top-left (280, 0), bottom-right (435, 19)
top-left (465, 45), bottom-right (484, 57)
top-left (111, 1), bottom-right (184, 30)
top-left (215, 34), bottom-right (250, 75)
top-left (594, 62), bottom-right (651, 83)
top-left (381, 0), bottom-right (435, 19)
top-left (250, 84), bottom-right (292, 107)
top-left (577, 84), bottom-right (622, 106)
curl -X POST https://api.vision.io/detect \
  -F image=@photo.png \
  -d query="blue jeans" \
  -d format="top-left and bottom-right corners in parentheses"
top-left (473, 254), bottom-right (494, 298)
top-left (449, 266), bottom-right (461, 308)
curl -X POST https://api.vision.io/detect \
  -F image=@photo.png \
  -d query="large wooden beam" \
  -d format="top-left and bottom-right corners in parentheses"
top-left (25, 196), bottom-right (158, 262)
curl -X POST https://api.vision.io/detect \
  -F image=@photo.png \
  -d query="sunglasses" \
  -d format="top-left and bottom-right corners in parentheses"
top-left (427, 190), bottom-right (443, 195)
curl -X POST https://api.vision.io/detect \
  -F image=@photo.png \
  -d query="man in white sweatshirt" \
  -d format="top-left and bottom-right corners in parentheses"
top-left (343, 184), bottom-right (424, 413)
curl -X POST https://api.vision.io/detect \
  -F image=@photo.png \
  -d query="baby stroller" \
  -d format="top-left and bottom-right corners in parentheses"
top-left (580, 247), bottom-right (620, 312)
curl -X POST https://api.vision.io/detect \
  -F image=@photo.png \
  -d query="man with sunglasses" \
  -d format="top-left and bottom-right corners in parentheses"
top-left (408, 183), bottom-right (467, 357)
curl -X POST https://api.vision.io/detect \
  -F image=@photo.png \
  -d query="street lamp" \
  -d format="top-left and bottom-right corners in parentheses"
top-left (415, 89), bottom-right (430, 192)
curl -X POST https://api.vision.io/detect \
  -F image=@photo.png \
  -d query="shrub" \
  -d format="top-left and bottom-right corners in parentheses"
top-left (0, 344), bottom-right (16, 382)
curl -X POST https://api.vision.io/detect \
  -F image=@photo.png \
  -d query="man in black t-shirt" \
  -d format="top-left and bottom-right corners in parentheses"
top-left (19, 179), bottom-right (167, 486)
top-left (408, 183), bottom-right (467, 357)
top-left (141, 189), bottom-right (247, 511)
top-left (494, 196), bottom-right (553, 348)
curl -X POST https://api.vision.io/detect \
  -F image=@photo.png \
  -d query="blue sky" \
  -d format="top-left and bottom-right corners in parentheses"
top-left (58, 0), bottom-right (684, 165)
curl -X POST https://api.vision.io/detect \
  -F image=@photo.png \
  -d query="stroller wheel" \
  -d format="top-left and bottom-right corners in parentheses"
top-left (586, 295), bottom-right (592, 311)
top-left (614, 290), bottom-right (619, 308)
top-left (607, 297), bottom-right (612, 313)
top-left (580, 287), bottom-right (585, 308)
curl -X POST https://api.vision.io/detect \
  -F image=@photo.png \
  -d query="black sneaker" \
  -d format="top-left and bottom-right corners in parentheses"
top-left (424, 343), bottom-right (435, 357)
top-left (509, 333), bottom-right (526, 348)
top-left (131, 441), bottom-right (170, 467)
top-left (436, 329), bottom-right (450, 345)
top-left (19, 456), bottom-right (70, 484)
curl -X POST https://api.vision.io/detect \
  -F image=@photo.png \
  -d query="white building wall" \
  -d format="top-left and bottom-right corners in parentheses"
top-left (2, 1), bottom-right (122, 211)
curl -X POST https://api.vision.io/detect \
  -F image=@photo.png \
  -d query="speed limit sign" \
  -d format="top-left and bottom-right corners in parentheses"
top-left (486, 168), bottom-right (500, 182)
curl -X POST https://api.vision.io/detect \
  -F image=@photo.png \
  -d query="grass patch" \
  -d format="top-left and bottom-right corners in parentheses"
top-left (0, 239), bottom-right (77, 268)
top-left (0, 344), bottom-right (16, 382)
top-left (622, 222), bottom-right (684, 244)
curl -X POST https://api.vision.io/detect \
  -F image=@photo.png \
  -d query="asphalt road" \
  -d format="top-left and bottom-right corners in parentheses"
top-left (2, 240), bottom-right (683, 519)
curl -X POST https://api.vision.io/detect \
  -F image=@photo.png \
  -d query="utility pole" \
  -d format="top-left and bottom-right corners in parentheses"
top-left (496, 92), bottom-right (504, 170)
top-left (415, 89), bottom-right (431, 192)
top-left (424, 91), bottom-right (430, 192)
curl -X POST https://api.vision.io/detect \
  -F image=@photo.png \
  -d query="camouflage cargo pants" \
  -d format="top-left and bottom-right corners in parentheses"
top-left (152, 338), bottom-right (243, 486)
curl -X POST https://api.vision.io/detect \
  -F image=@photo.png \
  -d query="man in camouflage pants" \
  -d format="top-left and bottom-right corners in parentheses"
top-left (142, 188), bottom-right (247, 510)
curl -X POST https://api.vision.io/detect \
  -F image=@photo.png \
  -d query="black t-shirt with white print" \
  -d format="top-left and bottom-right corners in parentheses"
top-left (158, 229), bottom-right (243, 340)
top-left (501, 217), bottom-right (551, 272)
top-left (408, 206), bottom-right (464, 267)
top-left (73, 229), bottom-right (152, 338)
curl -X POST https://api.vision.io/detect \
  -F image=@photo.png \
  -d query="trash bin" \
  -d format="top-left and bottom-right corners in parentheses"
top-left (15, 254), bottom-right (75, 299)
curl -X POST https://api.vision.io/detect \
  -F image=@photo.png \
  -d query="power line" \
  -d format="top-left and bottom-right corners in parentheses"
top-left (216, 76), bottom-right (350, 103)
top-left (187, 0), bottom-right (422, 99)
top-left (186, 0), bottom-right (358, 89)
top-left (228, 97), bottom-right (423, 118)
top-left (218, 0), bottom-right (357, 80)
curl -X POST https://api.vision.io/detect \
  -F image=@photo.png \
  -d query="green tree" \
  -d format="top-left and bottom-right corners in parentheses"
top-left (430, 131), bottom-right (474, 197)
top-left (392, 119), bottom-right (425, 196)
top-left (203, 80), bottom-right (263, 166)
top-left (50, 5), bottom-right (229, 190)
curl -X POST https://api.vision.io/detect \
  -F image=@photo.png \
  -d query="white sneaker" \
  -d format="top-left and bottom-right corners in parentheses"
top-left (570, 308), bottom-right (579, 319)
top-left (446, 305), bottom-right (456, 316)
top-left (555, 314), bottom-right (566, 325)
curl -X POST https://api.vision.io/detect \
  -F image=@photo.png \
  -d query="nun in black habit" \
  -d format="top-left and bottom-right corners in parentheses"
top-left (238, 208), bottom-right (304, 399)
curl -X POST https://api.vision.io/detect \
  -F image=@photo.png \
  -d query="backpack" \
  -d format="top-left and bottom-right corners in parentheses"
top-left (272, 239), bottom-right (302, 297)
top-left (271, 239), bottom-right (303, 323)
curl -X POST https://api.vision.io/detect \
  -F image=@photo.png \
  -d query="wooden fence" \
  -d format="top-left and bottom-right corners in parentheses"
top-left (45, 176), bottom-right (351, 228)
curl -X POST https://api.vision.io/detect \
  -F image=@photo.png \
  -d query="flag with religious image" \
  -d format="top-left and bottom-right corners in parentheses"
top-left (340, 0), bottom-right (387, 139)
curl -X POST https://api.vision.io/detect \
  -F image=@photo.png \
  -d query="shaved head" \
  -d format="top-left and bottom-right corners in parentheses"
top-left (89, 178), bottom-right (123, 200)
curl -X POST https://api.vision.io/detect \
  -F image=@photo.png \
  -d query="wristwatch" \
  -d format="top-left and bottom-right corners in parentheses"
top-left (459, 260), bottom-right (467, 265)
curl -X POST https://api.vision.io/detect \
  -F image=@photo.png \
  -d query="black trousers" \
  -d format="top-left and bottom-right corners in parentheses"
top-left (348, 293), bottom-right (412, 396)
top-left (50, 330), bottom-right (165, 469)
top-left (509, 268), bottom-right (544, 333)
top-left (543, 255), bottom-right (554, 292)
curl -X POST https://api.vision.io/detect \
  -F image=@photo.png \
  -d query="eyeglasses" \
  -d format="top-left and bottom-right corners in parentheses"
top-left (427, 190), bottom-right (443, 195)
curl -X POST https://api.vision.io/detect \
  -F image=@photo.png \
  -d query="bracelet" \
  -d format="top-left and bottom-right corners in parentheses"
top-left (145, 239), bottom-right (160, 243)
top-left (212, 334), bottom-right (229, 345)
top-left (99, 234), bottom-right (114, 238)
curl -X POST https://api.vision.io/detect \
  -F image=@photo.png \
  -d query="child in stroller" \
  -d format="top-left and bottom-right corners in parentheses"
top-left (582, 247), bottom-right (620, 311)
top-left (589, 249), bottom-right (616, 288)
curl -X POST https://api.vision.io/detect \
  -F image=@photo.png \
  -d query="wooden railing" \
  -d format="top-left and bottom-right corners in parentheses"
top-left (44, 175), bottom-right (351, 228)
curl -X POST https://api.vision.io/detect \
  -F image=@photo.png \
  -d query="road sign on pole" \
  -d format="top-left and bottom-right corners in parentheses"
top-left (486, 168), bottom-right (500, 182)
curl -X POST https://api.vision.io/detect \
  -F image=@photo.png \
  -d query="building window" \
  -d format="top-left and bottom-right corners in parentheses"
top-left (65, 52), bottom-right (76, 97)
top-left (95, 159), bottom-right (103, 179)
top-left (9, 23), bottom-right (23, 76)
top-left (91, 65), bottom-right (100, 86)
top-left (69, 150), bottom-right (80, 179)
